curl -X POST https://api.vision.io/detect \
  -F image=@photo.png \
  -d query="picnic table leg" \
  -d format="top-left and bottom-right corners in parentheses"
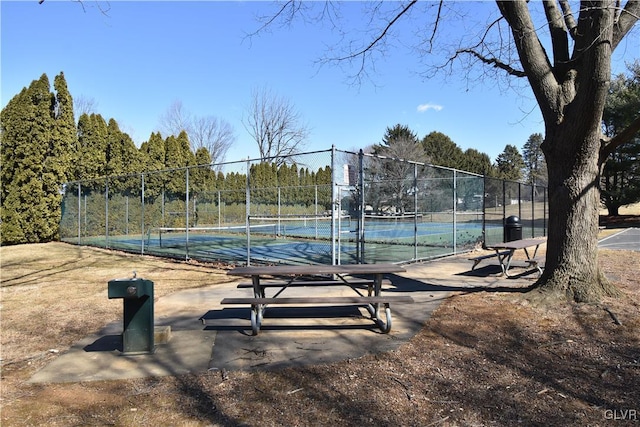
top-left (497, 250), bottom-right (515, 277)
top-left (250, 275), bottom-right (265, 335)
top-left (362, 273), bottom-right (393, 333)
top-left (364, 273), bottom-right (382, 317)
top-left (524, 245), bottom-right (543, 277)
top-left (375, 303), bottom-right (393, 334)
top-left (250, 304), bottom-right (263, 335)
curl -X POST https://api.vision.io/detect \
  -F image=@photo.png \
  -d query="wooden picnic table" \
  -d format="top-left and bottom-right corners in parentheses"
top-left (485, 237), bottom-right (547, 277)
top-left (223, 263), bottom-right (413, 335)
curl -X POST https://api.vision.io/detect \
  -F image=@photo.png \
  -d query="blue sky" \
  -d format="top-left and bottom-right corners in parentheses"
top-left (2, 1), bottom-right (638, 163)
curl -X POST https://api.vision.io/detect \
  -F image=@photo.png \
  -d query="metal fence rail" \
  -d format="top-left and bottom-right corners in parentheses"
top-left (60, 147), bottom-right (548, 265)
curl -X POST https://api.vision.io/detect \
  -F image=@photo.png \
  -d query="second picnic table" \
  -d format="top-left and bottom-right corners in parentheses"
top-left (485, 237), bottom-right (547, 277)
top-left (223, 263), bottom-right (413, 335)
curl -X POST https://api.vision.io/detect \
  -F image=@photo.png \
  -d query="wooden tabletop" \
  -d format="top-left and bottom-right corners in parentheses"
top-left (227, 263), bottom-right (406, 277)
top-left (486, 237), bottom-right (547, 250)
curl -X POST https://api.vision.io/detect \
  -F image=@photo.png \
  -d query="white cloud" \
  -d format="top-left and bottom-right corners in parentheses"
top-left (417, 103), bottom-right (443, 112)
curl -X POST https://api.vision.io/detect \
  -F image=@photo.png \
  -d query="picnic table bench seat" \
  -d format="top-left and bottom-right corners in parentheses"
top-left (236, 278), bottom-right (392, 289)
top-left (468, 250), bottom-right (511, 270)
top-left (220, 295), bottom-right (414, 334)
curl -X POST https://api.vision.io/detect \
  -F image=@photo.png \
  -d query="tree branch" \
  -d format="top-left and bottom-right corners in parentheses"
top-left (426, 0), bottom-right (445, 52)
top-left (601, 114), bottom-right (640, 161)
top-left (39, 0), bottom-right (111, 15)
top-left (334, 0), bottom-right (418, 62)
top-left (497, 1), bottom-right (557, 117)
top-left (612, 0), bottom-right (640, 49)
top-left (454, 49), bottom-right (526, 77)
top-left (559, 0), bottom-right (578, 39)
top-left (543, 0), bottom-right (570, 67)
top-left (246, 0), bottom-right (298, 38)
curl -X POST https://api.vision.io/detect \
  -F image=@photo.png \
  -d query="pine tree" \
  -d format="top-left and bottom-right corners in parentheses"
top-left (522, 133), bottom-right (548, 187)
top-left (461, 149), bottom-right (494, 176)
top-left (42, 73), bottom-right (77, 239)
top-left (139, 132), bottom-right (166, 201)
top-left (75, 113), bottom-right (109, 182)
top-left (164, 131), bottom-right (195, 198)
top-left (374, 124), bottom-right (420, 155)
top-left (494, 145), bottom-right (525, 181)
top-left (601, 62), bottom-right (640, 216)
top-left (421, 131), bottom-right (464, 168)
top-left (1, 74), bottom-right (60, 243)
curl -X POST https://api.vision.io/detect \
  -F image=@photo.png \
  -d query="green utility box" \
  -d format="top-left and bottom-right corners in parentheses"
top-left (108, 277), bottom-right (155, 355)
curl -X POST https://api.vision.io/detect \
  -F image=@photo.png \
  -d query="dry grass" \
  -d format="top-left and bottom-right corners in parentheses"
top-left (1, 218), bottom-right (639, 426)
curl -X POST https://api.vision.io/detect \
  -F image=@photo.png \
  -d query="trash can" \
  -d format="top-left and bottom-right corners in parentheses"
top-left (504, 215), bottom-right (522, 242)
top-left (108, 277), bottom-right (155, 355)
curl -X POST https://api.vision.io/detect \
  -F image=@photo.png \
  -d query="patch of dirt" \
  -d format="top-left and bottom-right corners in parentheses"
top-left (1, 233), bottom-right (639, 426)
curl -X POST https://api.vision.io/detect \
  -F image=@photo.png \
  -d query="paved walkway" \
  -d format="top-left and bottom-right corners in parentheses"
top-left (29, 254), bottom-right (540, 383)
top-left (598, 227), bottom-right (640, 251)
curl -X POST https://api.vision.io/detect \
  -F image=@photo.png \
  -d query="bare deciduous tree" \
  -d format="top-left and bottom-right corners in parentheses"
top-left (158, 100), bottom-right (235, 166)
top-left (189, 115), bottom-right (234, 167)
top-left (372, 136), bottom-right (427, 214)
top-left (159, 100), bottom-right (192, 138)
top-left (73, 95), bottom-right (98, 119)
top-left (243, 86), bottom-right (310, 165)
top-left (258, 0), bottom-right (640, 303)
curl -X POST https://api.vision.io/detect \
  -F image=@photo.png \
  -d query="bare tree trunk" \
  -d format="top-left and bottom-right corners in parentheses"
top-left (496, 0), bottom-right (628, 303)
top-left (540, 126), bottom-right (620, 302)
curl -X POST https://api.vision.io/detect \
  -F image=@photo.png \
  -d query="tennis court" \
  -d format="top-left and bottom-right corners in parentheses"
top-left (60, 147), bottom-right (548, 265)
top-left (92, 215), bottom-right (506, 265)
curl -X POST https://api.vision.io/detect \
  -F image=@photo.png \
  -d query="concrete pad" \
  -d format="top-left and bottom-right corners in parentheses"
top-left (28, 254), bottom-right (538, 383)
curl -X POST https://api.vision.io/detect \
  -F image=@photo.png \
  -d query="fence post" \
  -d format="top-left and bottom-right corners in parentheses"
top-left (277, 186), bottom-right (282, 236)
top-left (531, 183), bottom-right (535, 238)
top-left (518, 182), bottom-right (522, 220)
top-left (358, 149), bottom-right (365, 263)
top-left (453, 170), bottom-right (457, 254)
top-left (105, 177), bottom-right (109, 248)
top-left (414, 163), bottom-right (418, 260)
top-left (246, 158), bottom-right (251, 266)
top-left (482, 174), bottom-right (486, 247)
top-left (125, 196), bottom-right (129, 236)
top-left (141, 174), bottom-right (145, 255)
top-left (315, 185), bottom-right (319, 240)
top-left (77, 182), bottom-right (81, 245)
top-left (331, 145), bottom-right (337, 265)
top-left (502, 179), bottom-right (507, 242)
top-left (543, 187), bottom-right (548, 237)
top-left (186, 167), bottom-right (190, 260)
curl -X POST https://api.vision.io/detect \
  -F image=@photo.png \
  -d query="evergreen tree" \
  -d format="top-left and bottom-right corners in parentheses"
top-left (522, 133), bottom-right (548, 187)
top-left (44, 73), bottom-right (77, 237)
top-left (373, 124), bottom-right (420, 155)
top-left (139, 132), bottom-right (166, 172)
top-left (601, 61), bottom-right (640, 216)
top-left (461, 148), bottom-right (493, 176)
top-left (164, 131), bottom-right (195, 198)
top-left (191, 147), bottom-right (214, 194)
top-left (49, 72), bottom-right (76, 185)
top-left (106, 119), bottom-right (139, 176)
top-left (105, 118), bottom-right (140, 194)
top-left (494, 145), bottom-right (525, 181)
top-left (75, 113), bottom-right (109, 182)
top-left (421, 131), bottom-right (464, 168)
top-left (0, 73), bottom-right (74, 244)
top-left (280, 163), bottom-right (300, 205)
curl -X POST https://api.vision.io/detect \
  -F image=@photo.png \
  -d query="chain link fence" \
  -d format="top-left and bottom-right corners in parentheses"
top-left (60, 147), bottom-right (547, 265)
